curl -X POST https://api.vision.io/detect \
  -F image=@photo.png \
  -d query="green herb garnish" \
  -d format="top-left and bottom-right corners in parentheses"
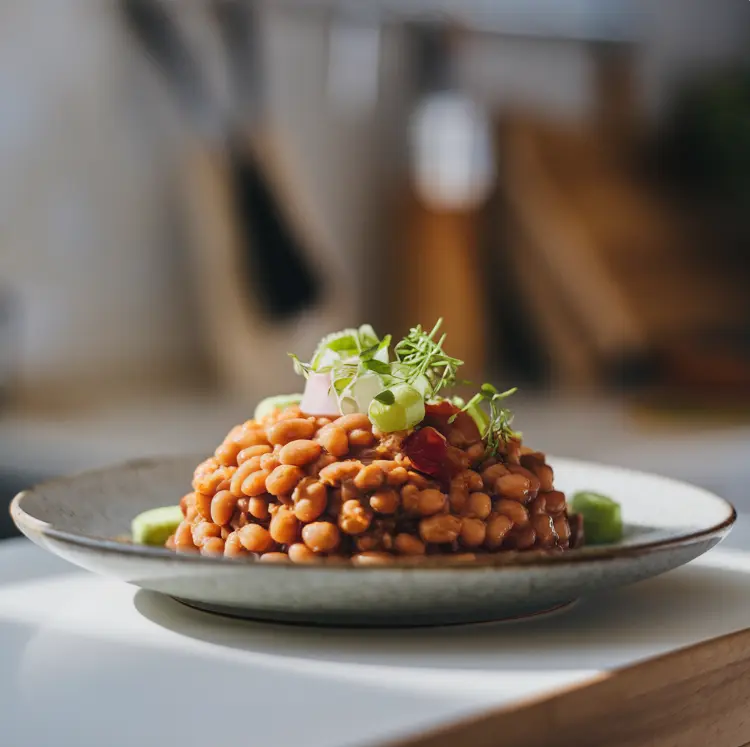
top-left (393, 318), bottom-right (463, 398)
top-left (451, 384), bottom-right (519, 456)
top-left (289, 319), bottom-right (520, 441)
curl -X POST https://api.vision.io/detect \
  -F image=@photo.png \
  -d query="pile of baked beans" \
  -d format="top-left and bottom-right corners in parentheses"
top-left (167, 403), bottom-right (578, 564)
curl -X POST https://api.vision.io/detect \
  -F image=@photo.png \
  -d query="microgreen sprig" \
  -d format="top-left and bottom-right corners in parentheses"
top-left (393, 318), bottom-right (463, 398)
top-left (452, 384), bottom-right (519, 456)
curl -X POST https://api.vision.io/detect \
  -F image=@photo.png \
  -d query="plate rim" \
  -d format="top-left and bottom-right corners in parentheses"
top-left (10, 454), bottom-right (737, 572)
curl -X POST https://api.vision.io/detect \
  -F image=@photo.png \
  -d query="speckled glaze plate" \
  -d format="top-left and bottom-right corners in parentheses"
top-left (11, 456), bottom-right (735, 626)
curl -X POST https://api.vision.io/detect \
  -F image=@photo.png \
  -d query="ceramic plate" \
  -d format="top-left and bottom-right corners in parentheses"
top-left (11, 455), bottom-right (735, 626)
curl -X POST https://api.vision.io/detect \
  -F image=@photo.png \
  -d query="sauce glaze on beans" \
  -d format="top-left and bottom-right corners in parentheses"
top-left (168, 402), bottom-right (574, 562)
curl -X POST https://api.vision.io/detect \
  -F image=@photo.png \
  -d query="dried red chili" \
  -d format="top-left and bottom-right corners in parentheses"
top-left (403, 426), bottom-right (467, 486)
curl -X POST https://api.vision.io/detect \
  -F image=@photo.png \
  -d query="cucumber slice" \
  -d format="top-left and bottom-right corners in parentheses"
top-left (569, 491), bottom-right (623, 545)
top-left (390, 363), bottom-right (431, 397)
top-left (368, 384), bottom-right (425, 432)
top-left (132, 505), bottom-right (183, 546)
top-left (254, 393), bottom-right (303, 421)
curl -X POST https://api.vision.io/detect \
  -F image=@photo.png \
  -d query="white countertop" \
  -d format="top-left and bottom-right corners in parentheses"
top-left (3, 538), bottom-right (750, 747)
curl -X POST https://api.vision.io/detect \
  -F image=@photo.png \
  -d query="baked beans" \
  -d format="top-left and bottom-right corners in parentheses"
top-left (167, 399), bottom-right (575, 562)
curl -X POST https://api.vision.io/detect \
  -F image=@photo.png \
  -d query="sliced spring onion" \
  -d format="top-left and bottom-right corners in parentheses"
top-left (254, 393), bottom-right (303, 421)
top-left (310, 326), bottom-right (383, 371)
top-left (337, 371), bottom-right (385, 414)
top-left (131, 505), bottom-right (183, 546)
top-left (368, 383), bottom-right (425, 432)
top-left (569, 491), bottom-right (623, 545)
top-left (358, 324), bottom-right (380, 349)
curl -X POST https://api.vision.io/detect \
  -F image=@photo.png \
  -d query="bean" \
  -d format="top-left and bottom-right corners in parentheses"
top-left (193, 457), bottom-right (218, 482)
top-left (507, 464), bottom-right (541, 497)
top-left (354, 464), bottom-right (385, 491)
top-left (481, 463), bottom-right (510, 490)
top-left (208, 490), bottom-right (235, 526)
top-left (485, 514), bottom-right (513, 549)
top-left (407, 471), bottom-right (430, 489)
top-left (463, 470), bottom-right (485, 493)
top-left (288, 543), bottom-right (318, 563)
top-left (460, 518), bottom-right (487, 548)
top-left (447, 429), bottom-right (469, 448)
top-left (328, 488), bottom-right (343, 516)
top-left (338, 500), bottom-right (372, 535)
top-left (242, 456), bottom-right (265, 474)
top-left (237, 444), bottom-right (272, 465)
top-left (495, 498), bottom-right (530, 527)
top-left (553, 515), bottom-right (571, 544)
top-left (292, 478), bottom-right (328, 522)
top-left (370, 488), bottom-right (399, 514)
top-left (267, 418), bottom-right (315, 446)
top-left (195, 492), bottom-right (213, 521)
top-left (201, 537), bottom-right (225, 556)
top-left (185, 505), bottom-right (199, 522)
top-left (532, 514), bottom-right (558, 548)
top-left (349, 428), bottom-right (375, 448)
top-left (544, 490), bottom-right (567, 515)
top-left (352, 552), bottom-right (393, 566)
top-left (215, 479), bottom-right (231, 493)
top-left (242, 469), bottom-right (272, 497)
top-left (495, 473), bottom-right (531, 502)
top-left (316, 425), bottom-right (349, 457)
top-left (386, 466), bottom-right (409, 486)
top-left (276, 405), bottom-right (303, 420)
top-left (248, 497), bottom-right (270, 521)
top-left (529, 495), bottom-right (548, 515)
top-left (174, 521), bottom-right (197, 552)
top-left (509, 526), bottom-right (537, 550)
top-left (266, 464), bottom-right (304, 496)
top-left (505, 438), bottom-right (522, 465)
top-left (230, 460), bottom-right (257, 497)
top-left (215, 440), bottom-right (242, 467)
top-left (234, 426), bottom-right (270, 450)
top-left (260, 453), bottom-right (281, 472)
top-left (335, 413), bottom-right (371, 433)
top-left (230, 510), bottom-right (248, 530)
top-left (416, 489), bottom-right (446, 516)
top-left (224, 531), bottom-right (250, 557)
top-left (259, 552), bottom-right (290, 564)
top-left (179, 493), bottom-right (194, 516)
top-left (372, 459), bottom-right (398, 471)
top-left (238, 524), bottom-right (274, 553)
top-left (221, 526), bottom-right (231, 540)
top-left (269, 506), bottom-right (300, 545)
top-left (308, 453), bottom-right (338, 477)
top-left (451, 553), bottom-right (478, 563)
top-left (302, 522), bottom-right (341, 553)
top-left (355, 534), bottom-right (380, 552)
top-left (279, 439), bottom-right (322, 467)
top-left (466, 442), bottom-right (485, 464)
top-left (533, 464), bottom-right (555, 492)
top-left (194, 465), bottom-right (234, 495)
top-left (192, 520), bottom-right (221, 547)
top-left (401, 484), bottom-right (421, 514)
top-left (419, 515), bottom-right (462, 544)
top-left (319, 460), bottom-right (362, 486)
top-left (449, 487), bottom-right (468, 514)
top-left (465, 492), bottom-right (492, 519)
top-left (394, 533), bottom-right (426, 556)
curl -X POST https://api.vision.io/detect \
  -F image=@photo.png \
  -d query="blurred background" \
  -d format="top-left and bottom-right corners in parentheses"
top-left (0, 0), bottom-right (749, 542)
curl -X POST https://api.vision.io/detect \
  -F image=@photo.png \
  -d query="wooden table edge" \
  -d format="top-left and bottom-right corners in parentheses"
top-left (385, 626), bottom-right (750, 747)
